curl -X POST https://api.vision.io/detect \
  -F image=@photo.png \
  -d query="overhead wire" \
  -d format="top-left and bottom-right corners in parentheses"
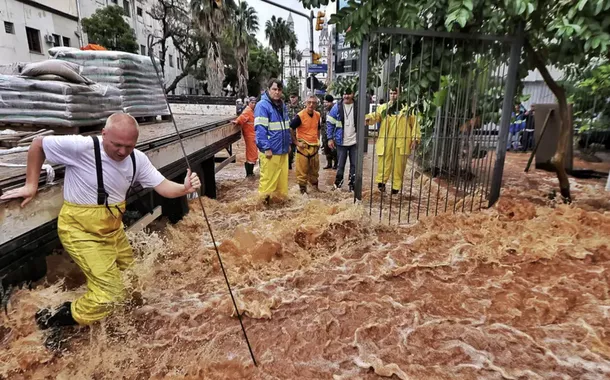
top-left (147, 34), bottom-right (257, 367)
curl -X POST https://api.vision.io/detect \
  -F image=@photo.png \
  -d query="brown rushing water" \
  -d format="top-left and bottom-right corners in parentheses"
top-left (1, 148), bottom-right (610, 380)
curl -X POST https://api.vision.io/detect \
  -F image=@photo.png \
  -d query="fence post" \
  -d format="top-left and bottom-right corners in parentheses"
top-left (354, 35), bottom-right (370, 201)
top-left (488, 24), bottom-right (523, 207)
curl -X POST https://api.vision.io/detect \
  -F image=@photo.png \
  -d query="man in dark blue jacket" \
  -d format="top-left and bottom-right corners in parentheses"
top-left (254, 78), bottom-right (291, 202)
top-left (327, 88), bottom-right (358, 191)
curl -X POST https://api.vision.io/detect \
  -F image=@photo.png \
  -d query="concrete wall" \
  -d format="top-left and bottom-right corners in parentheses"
top-left (170, 103), bottom-right (235, 116)
top-left (0, 0), bottom-right (78, 64)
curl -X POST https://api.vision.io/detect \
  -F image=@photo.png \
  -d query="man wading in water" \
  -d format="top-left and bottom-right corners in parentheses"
top-left (1, 113), bottom-right (201, 346)
top-left (290, 95), bottom-right (322, 194)
top-left (254, 78), bottom-right (291, 204)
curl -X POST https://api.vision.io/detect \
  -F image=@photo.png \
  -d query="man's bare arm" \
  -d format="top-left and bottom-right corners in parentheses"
top-left (0, 137), bottom-right (46, 207)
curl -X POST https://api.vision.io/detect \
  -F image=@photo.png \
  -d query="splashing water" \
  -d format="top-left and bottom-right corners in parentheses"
top-left (1, 151), bottom-right (610, 379)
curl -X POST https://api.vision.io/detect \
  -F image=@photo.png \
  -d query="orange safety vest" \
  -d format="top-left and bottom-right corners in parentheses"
top-left (296, 109), bottom-right (321, 146)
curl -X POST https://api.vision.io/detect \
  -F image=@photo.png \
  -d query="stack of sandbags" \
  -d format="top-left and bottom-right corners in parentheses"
top-left (49, 47), bottom-right (169, 117)
top-left (0, 73), bottom-right (122, 127)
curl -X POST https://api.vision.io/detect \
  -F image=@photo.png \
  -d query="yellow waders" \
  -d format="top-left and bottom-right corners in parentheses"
top-left (58, 201), bottom-right (133, 325)
top-left (369, 108), bottom-right (420, 191)
top-left (295, 142), bottom-right (320, 186)
top-left (258, 152), bottom-right (289, 197)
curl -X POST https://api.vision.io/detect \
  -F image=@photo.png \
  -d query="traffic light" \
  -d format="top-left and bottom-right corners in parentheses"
top-left (312, 52), bottom-right (321, 64)
top-left (315, 11), bottom-right (325, 31)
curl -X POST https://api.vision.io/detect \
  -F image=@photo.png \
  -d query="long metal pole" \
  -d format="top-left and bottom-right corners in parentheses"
top-left (148, 35), bottom-right (257, 367)
top-left (354, 35), bottom-right (370, 201)
top-left (488, 24), bottom-right (523, 207)
top-left (309, 10), bottom-right (315, 95)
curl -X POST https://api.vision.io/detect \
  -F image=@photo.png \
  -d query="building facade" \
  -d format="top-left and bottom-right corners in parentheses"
top-left (0, 0), bottom-right (201, 95)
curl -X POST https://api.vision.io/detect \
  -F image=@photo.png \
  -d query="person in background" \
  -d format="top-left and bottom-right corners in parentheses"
top-left (327, 88), bottom-right (359, 192)
top-left (287, 93), bottom-right (305, 170)
top-left (321, 94), bottom-right (337, 169)
top-left (290, 95), bottom-right (322, 194)
top-left (521, 104), bottom-right (536, 151)
top-left (366, 88), bottom-right (420, 194)
top-left (0, 113), bottom-right (200, 340)
top-left (508, 104), bottom-right (526, 151)
top-left (236, 98), bottom-right (244, 115)
top-left (254, 78), bottom-right (291, 203)
top-left (232, 97), bottom-right (258, 178)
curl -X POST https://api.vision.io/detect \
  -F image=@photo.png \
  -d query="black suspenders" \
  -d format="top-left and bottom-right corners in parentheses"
top-left (91, 136), bottom-right (136, 211)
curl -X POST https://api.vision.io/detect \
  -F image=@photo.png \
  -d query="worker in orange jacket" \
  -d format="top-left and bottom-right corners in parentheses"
top-left (232, 96), bottom-right (258, 177)
top-left (290, 95), bottom-right (321, 194)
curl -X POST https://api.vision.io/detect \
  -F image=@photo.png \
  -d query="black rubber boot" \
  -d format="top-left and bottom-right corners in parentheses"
top-left (324, 157), bottom-right (333, 169)
top-left (299, 185), bottom-right (307, 194)
top-left (391, 189), bottom-right (399, 195)
top-left (36, 302), bottom-right (77, 330)
top-left (378, 183), bottom-right (386, 192)
top-left (245, 163), bottom-right (254, 177)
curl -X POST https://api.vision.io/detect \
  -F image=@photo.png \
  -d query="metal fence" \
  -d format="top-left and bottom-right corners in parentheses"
top-left (354, 27), bottom-right (523, 224)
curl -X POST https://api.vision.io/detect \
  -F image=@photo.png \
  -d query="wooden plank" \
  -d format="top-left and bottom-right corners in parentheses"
top-left (126, 206), bottom-right (162, 233)
top-left (214, 154), bottom-right (236, 173)
top-left (18, 130), bottom-right (53, 143)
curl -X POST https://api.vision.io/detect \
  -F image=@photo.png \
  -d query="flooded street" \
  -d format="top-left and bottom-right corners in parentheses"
top-left (1, 144), bottom-right (610, 379)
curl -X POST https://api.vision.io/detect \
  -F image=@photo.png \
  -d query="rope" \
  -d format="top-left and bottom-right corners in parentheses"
top-left (147, 35), bottom-right (257, 366)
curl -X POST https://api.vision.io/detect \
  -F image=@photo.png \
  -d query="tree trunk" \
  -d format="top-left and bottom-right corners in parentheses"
top-left (280, 48), bottom-right (284, 81)
top-left (165, 70), bottom-right (189, 94)
top-left (525, 41), bottom-right (571, 201)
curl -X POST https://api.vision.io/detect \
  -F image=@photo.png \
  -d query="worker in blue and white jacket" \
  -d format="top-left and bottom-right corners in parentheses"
top-left (327, 88), bottom-right (359, 191)
top-left (254, 78), bottom-right (291, 202)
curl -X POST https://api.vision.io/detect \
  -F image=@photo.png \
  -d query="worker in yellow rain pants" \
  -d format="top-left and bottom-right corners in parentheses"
top-left (1, 113), bottom-right (201, 336)
top-left (366, 88), bottom-right (421, 195)
top-left (254, 78), bottom-right (292, 203)
top-left (290, 95), bottom-right (322, 193)
top-left (258, 151), bottom-right (289, 197)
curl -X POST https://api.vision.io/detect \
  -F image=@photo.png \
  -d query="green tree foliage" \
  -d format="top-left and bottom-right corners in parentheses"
top-left (247, 44), bottom-right (282, 95)
top-left (265, 16), bottom-right (298, 80)
top-left (564, 61), bottom-right (610, 133)
top-left (81, 6), bottom-right (138, 53)
top-left (298, 0), bottom-right (610, 200)
top-left (285, 75), bottom-right (300, 97)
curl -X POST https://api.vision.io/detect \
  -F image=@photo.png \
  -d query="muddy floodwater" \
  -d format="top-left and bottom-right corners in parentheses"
top-left (1, 147), bottom-right (610, 380)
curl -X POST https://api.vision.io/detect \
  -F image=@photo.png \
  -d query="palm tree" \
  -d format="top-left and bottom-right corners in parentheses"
top-left (265, 16), bottom-right (297, 81)
top-left (191, 0), bottom-right (236, 95)
top-left (232, 1), bottom-right (259, 97)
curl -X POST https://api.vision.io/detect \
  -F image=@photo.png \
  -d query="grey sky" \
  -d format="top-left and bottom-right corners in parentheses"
top-left (242, 0), bottom-right (328, 52)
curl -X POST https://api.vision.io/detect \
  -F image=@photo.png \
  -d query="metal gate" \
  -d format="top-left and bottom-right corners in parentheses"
top-left (353, 27), bottom-right (523, 224)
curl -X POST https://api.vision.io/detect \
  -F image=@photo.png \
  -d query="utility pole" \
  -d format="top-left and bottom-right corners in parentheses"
top-left (259, 0), bottom-right (315, 96)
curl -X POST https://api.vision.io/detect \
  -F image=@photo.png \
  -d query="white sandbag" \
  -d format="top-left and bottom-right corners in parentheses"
top-left (21, 60), bottom-right (93, 84)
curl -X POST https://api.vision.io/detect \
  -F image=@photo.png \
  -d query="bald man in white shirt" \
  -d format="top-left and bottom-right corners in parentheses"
top-left (1, 113), bottom-right (200, 331)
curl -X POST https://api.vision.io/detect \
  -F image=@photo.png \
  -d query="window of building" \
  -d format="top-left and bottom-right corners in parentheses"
top-left (195, 89), bottom-right (199, 95)
top-left (26, 27), bottom-right (41, 53)
top-left (137, 7), bottom-right (143, 17)
top-left (189, 88), bottom-right (193, 95)
top-left (123, 0), bottom-right (131, 17)
top-left (110, 0), bottom-right (118, 4)
top-left (169, 54), bottom-right (174, 67)
top-left (140, 44), bottom-right (146, 56)
top-left (62, 37), bottom-right (70, 47)
top-left (52, 34), bottom-right (61, 47)
top-left (4, 21), bottom-right (15, 34)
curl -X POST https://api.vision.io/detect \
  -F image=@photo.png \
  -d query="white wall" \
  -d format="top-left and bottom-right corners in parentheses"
top-left (0, 0), bottom-right (78, 64)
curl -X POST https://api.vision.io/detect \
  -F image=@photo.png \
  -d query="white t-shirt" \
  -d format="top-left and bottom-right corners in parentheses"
top-left (43, 135), bottom-right (165, 205)
top-left (342, 103), bottom-right (356, 146)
